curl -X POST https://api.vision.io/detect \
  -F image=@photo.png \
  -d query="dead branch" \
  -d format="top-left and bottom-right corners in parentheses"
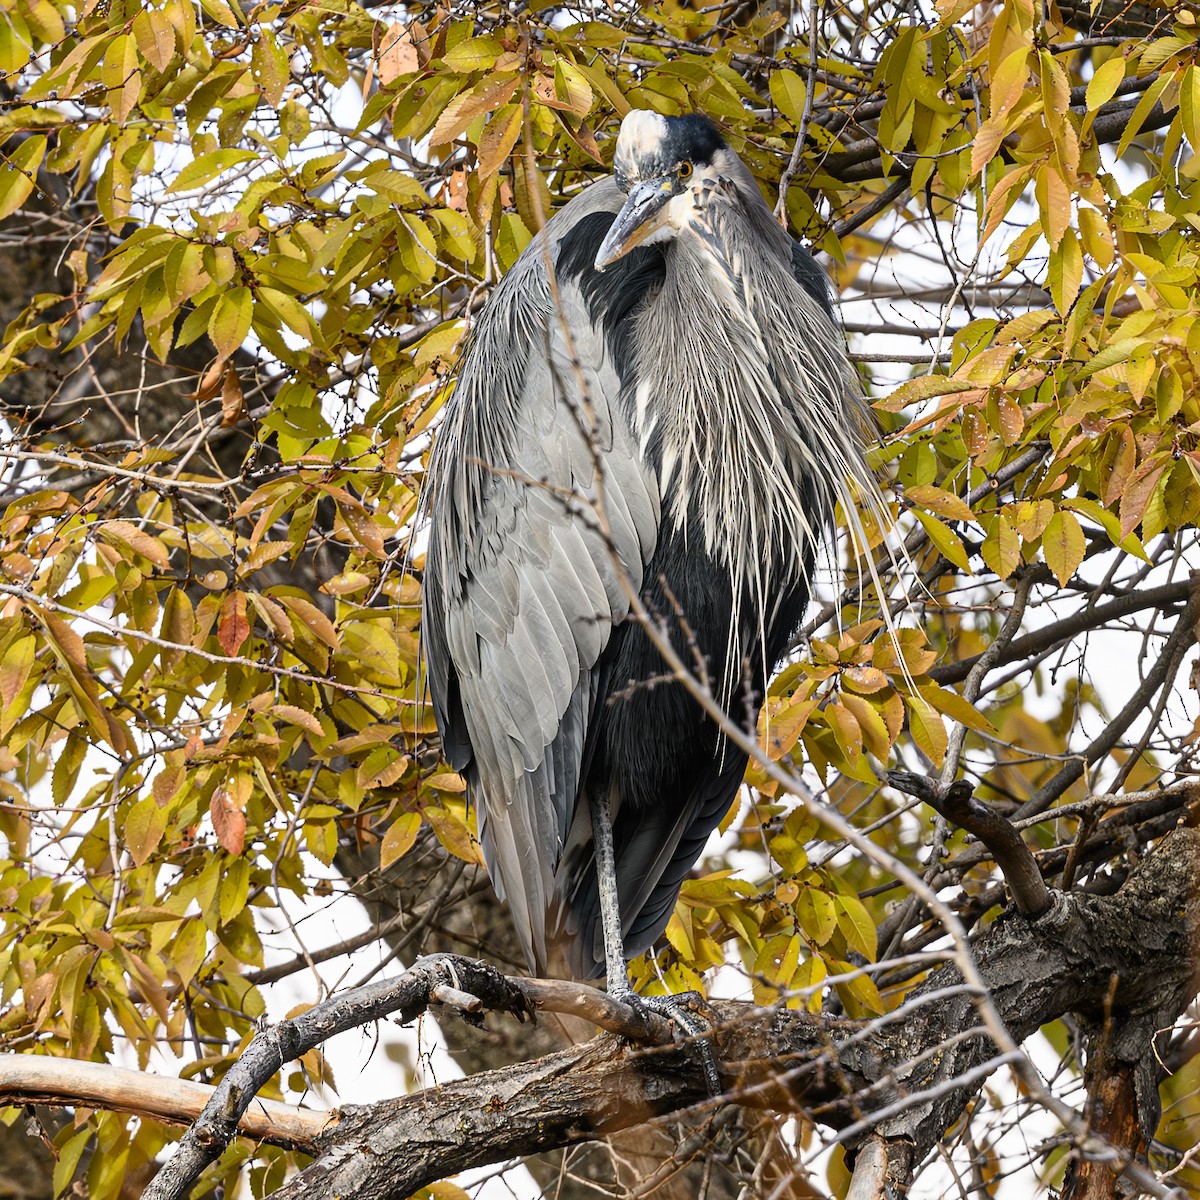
top-left (0, 1056), bottom-right (327, 1151)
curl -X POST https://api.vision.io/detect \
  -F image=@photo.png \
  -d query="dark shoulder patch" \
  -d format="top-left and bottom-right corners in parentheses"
top-left (789, 241), bottom-right (835, 320)
top-left (556, 211), bottom-right (666, 376)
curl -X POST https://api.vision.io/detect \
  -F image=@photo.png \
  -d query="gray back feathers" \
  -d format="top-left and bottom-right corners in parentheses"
top-left (422, 142), bottom-right (877, 977)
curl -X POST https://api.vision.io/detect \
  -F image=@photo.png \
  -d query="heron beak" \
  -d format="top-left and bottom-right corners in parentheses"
top-left (594, 179), bottom-right (674, 272)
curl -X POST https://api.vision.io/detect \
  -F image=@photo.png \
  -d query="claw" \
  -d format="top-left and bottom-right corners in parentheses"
top-left (613, 986), bottom-right (723, 1098)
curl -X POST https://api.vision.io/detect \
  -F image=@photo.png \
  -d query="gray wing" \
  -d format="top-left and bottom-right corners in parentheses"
top-left (421, 179), bottom-right (659, 972)
top-left (789, 241), bottom-right (835, 319)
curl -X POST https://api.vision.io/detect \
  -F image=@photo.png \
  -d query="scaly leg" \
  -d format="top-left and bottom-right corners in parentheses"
top-left (588, 787), bottom-right (723, 1097)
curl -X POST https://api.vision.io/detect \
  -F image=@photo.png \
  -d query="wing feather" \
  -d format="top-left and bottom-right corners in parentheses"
top-left (422, 178), bottom-right (659, 972)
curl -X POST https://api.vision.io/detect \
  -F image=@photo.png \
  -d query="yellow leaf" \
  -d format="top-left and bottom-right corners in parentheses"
top-left (906, 695), bottom-right (947, 766)
top-left (274, 705), bottom-right (324, 737)
top-left (1041, 163), bottom-right (1070, 251)
top-left (553, 57), bottom-right (593, 117)
top-left (796, 887), bottom-right (836, 946)
top-left (134, 9), bottom-right (177, 71)
top-left (441, 35), bottom-right (502, 72)
top-left (209, 286), bottom-right (252, 360)
top-left (841, 665), bottom-right (889, 694)
top-left (981, 514), bottom-right (1021, 579)
top-left (991, 46), bottom-right (1032, 121)
top-left (126, 796), bottom-right (168, 866)
top-left (424, 804), bottom-right (484, 865)
top-left (476, 103), bottom-right (522, 179)
top-left (1041, 509), bottom-right (1086, 585)
top-left (834, 892), bottom-right (877, 961)
top-left (379, 812), bottom-right (422, 869)
top-left (102, 33), bottom-right (140, 125)
top-left (840, 693), bottom-right (893, 759)
top-left (914, 510), bottom-right (970, 570)
top-left (0, 135), bottom-right (47, 221)
top-left (905, 483), bottom-right (975, 522)
top-left (770, 68), bottom-right (807, 124)
top-left (918, 682), bottom-right (997, 733)
top-left (971, 115), bottom-right (1008, 178)
top-left (426, 771), bottom-right (466, 792)
top-left (1086, 55), bottom-right (1126, 112)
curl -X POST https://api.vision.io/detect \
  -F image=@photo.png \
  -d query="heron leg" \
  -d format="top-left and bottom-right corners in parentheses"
top-left (587, 787), bottom-right (723, 1098)
top-left (587, 784), bottom-right (633, 997)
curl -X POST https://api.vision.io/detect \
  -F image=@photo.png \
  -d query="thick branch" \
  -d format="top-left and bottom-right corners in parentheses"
top-left (141, 955), bottom-right (672, 1200)
top-left (264, 827), bottom-right (1200, 1200)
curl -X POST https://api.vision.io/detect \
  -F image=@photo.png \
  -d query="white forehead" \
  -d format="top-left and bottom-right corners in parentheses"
top-left (616, 110), bottom-right (669, 161)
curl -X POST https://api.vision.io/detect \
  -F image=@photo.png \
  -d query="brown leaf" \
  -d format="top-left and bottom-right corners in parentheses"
top-left (1104, 425), bottom-right (1136, 506)
top-left (1120, 461), bottom-right (1166, 538)
top-left (444, 167), bottom-right (468, 213)
top-left (191, 358), bottom-right (225, 402)
top-left (377, 21), bottom-right (419, 85)
top-left (210, 788), bottom-right (246, 855)
top-left (217, 591), bottom-right (250, 657)
top-left (220, 364), bottom-right (246, 428)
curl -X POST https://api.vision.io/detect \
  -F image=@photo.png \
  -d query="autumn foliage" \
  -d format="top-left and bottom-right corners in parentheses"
top-left (0, 0), bottom-right (1197, 1195)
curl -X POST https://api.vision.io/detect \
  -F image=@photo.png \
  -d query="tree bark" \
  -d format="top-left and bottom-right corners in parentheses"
top-left (267, 825), bottom-right (1200, 1200)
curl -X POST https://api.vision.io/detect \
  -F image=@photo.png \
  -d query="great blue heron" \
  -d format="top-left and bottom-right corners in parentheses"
top-left (422, 110), bottom-right (878, 1011)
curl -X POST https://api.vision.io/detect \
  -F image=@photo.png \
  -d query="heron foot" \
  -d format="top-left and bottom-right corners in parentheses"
top-left (612, 986), bottom-right (723, 1098)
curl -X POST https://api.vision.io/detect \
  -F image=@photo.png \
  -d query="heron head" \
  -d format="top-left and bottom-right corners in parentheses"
top-left (594, 111), bottom-right (734, 272)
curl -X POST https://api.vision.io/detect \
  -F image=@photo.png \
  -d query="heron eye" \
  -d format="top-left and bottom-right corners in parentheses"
top-left (678, 161), bottom-right (693, 179)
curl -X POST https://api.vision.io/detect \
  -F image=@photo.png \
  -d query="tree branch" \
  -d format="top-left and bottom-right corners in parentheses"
top-left (1015, 575), bottom-right (1199, 819)
top-left (928, 578), bottom-right (1194, 686)
top-left (239, 827), bottom-right (1200, 1200)
top-left (0, 1057), bottom-right (327, 1151)
top-left (887, 771), bottom-right (1052, 916)
top-left (141, 955), bottom-right (673, 1200)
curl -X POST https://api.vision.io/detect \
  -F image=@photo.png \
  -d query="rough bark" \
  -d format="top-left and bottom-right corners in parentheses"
top-left (256, 825), bottom-right (1200, 1200)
